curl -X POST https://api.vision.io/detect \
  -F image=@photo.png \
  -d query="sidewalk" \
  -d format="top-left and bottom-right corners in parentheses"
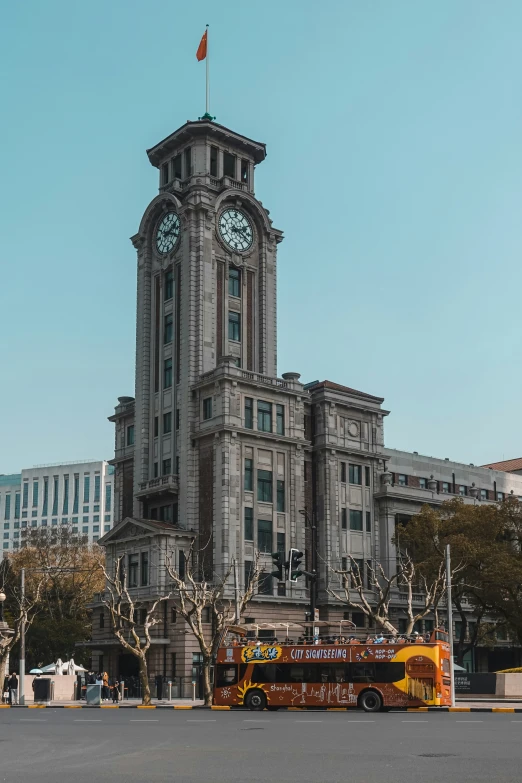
top-left (1, 698), bottom-right (205, 709)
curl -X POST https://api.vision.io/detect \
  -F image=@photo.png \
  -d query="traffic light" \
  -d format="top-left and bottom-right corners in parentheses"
top-left (271, 551), bottom-right (286, 581)
top-left (289, 549), bottom-right (304, 582)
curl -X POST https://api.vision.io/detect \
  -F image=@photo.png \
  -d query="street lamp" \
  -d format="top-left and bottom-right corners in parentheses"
top-left (298, 509), bottom-right (317, 627)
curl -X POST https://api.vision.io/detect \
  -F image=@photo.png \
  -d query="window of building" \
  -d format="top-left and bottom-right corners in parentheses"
top-left (228, 312), bottom-right (240, 341)
top-left (128, 554), bottom-right (139, 587)
top-left (99, 611), bottom-right (105, 629)
top-left (171, 608), bottom-right (177, 624)
top-left (161, 162), bottom-right (169, 186)
top-left (257, 400), bottom-right (272, 432)
top-left (83, 506), bottom-right (89, 514)
top-left (458, 485), bottom-right (467, 496)
top-left (22, 482), bottom-right (29, 508)
top-left (72, 474), bottom-right (79, 514)
top-left (349, 464), bottom-right (362, 485)
top-left (497, 492), bottom-right (504, 501)
top-left (441, 482), bottom-right (450, 494)
top-left (3, 543), bottom-right (9, 549)
top-left (126, 425), bottom-right (135, 446)
top-left (179, 550), bottom-right (186, 580)
top-left (258, 573), bottom-right (273, 596)
top-left (203, 397), bottom-right (213, 420)
top-left (94, 475), bottom-right (100, 503)
top-left (340, 462), bottom-right (346, 483)
top-left (257, 519), bottom-right (273, 553)
top-left (276, 404), bottom-right (285, 436)
top-left (42, 479), bottom-right (48, 517)
top-left (365, 466), bottom-right (371, 487)
top-left (165, 269), bottom-right (174, 300)
top-left (245, 397), bottom-right (253, 429)
top-left (223, 151), bottom-right (236, 178)
top-left (341, 509), bottom-right (347, 530)
top-left (162, 459), bottom-right (172, 476)
top-left (104, 514), bottom-right (110, 523)
top-left (172, 154), bottom-right (182, 180)
top-left (52, 476), bottom-right (59, 516)
top-left (104, 525), bottom-right (110, 532)
top-left (105, 484), bottom-right (111, 513)
top-left (141, 552), bottom-right (149, 586)
top-left (419, 478), bottom-right (427, 489)
top-left (31, 510), bottom-right (37, 518)
top-left (241, 159), bottom-right (249, 184)
top-left (32, 481), bottom-right (38, 508)
top-left (154, 462), bottom-right (159, 478)
top-left (163, 412), bottom-right (172, 434)
top-left (82, 516), bottom-right (89, 523)
top-left (164, 358), bottom-right (173, 388)
top-left (244, 458), bottom-right (253, 491)
top-left (349, 510), bottom-right (363, 531)
top-left (366, 512), bottom-right (371, 532)
top-left (244, 507), bottom-right (253, 541)
top-left (31, 519), bottom-right (37, 527)
top-left (229, 267), bottom-right (240, 297)
top-left (257, 470), bottom-right (273, 503)
top-left (153, 416), bottom-right (159, 438)
top-left (4, 495), bottom-right (10, 520)
top-left (93, 525), bottom-right (99, 533)
top-left (184, 146), bottom-right (192, 177)
top-left (277, 582), bottom-right (286, 597)
top-left (176, 456), bottom-right (180, 475)
top-left (62, 475), bottom-right (69, 514)
top-left (210, 145), bottom-right (218, 177)
top-left (276, 480), bottom-right (285, 512)
top-left (277, 532), bottom-right (285, 554)
top-left (22, 510), bottom-right (27, 518)
top-left (82, 526), bottom-right (88, 534)
top-left (480, 489), bottom-right (488, 500)
top-left (3, 523), bottom-right (8, 529)
top-left (83, 476), bottom-right (90, 504)
top-left (397, 474), bottom-right (407, 487)
top-left (164, 313), bottom-right (173, 344)
top-left (93, 515), bottom-right (99, 523)
top-left (3, 532), bottom-right (9, 540)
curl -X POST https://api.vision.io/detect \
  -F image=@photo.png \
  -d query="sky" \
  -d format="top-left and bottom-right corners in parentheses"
top-left (1, 0), bottom-right (522, 472)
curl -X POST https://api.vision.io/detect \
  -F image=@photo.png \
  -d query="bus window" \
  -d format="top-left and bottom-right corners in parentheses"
top-left (441, 657), bottom-right (450, 674)
top-left (350, 663), bottom-right (375, 683)
top-left (251, 664), bottom-right (277, 683)
top-left (216, 665), bottom-right (238, 687)
top-left (436, 631), bottom-right (448, 642)
top-left (374, 662), bottom-right (405, 683)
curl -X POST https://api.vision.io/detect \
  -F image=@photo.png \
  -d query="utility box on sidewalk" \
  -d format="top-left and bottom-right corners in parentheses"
top-left (85, 684), bottom-right (102, 705)
top-left (33, 678), bottom-right (52, 703)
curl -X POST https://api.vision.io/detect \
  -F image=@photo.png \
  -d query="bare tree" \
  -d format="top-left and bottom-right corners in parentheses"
top-left (328, 555), bottom-right (446, 636)
top-left (99, 555), bottom-right (171, 705)
top-left (166, 544), bottom-right (262, 706)
top-left (0, 560), bottom-right (45, 690)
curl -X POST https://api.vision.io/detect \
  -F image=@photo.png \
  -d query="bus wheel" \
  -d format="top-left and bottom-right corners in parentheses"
top-left (358, 690), bottom-right (383, 713)
top-left (245, 689), bottom-right (267, 711)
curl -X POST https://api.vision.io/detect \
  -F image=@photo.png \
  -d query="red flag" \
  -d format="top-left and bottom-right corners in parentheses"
top-left (196, 30), bottom-right (207, 61)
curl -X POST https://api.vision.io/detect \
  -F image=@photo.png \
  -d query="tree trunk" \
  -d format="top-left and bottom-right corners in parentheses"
top-left (375, 616), bottom-right (398, 635)
top-left (138, 653), bottom-right (151, 705)
top-left (202, 658), bottom-right (212, 707)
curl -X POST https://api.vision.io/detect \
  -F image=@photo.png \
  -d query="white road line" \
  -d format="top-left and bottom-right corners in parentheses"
top-left (19, 719), bottom-right (47, 722)
top-left (130, 719), bottom-right (159, 722)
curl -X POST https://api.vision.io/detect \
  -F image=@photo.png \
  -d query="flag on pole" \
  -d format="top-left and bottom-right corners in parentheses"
top-left (196, 30), bottom-right (207, 61)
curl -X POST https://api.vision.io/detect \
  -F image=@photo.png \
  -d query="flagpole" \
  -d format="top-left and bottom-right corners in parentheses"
top-left (205, 24), bottom-right (210, 115)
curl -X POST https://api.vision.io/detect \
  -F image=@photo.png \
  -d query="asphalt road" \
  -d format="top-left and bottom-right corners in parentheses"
top-left (1, 710), bottom-right (522, 783)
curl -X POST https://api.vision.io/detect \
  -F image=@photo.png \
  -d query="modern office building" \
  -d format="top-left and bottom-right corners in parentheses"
top-left (1, 460), bottom-right (114, 552)
top-left (89, 115), bottom-right (521, 684)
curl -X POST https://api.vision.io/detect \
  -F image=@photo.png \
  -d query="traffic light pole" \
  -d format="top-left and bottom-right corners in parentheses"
top-left (298, 509), bottom-right (318, 630)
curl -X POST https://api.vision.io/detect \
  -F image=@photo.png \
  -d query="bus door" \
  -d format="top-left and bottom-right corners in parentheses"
top-left (406, 660), bottom-right (436, 704)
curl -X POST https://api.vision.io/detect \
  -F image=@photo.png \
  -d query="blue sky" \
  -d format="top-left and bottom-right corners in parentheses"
top-left (1, 0), bottom-right (522, 472)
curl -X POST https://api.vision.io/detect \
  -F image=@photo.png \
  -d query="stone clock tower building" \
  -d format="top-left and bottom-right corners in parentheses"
top-left (96, 117), bottom-right (389, 683)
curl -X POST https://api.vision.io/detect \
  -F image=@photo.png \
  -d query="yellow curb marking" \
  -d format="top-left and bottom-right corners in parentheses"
top-left (492, 708), bottom-right (515, 713)
top-left (64, 705), bottom-right (82, 709)
top-left (101, 705), bottom-right (119, 709)
top-left (211, 705), bottom-right (230, 710)
top-left (449, 707), bottom-right (470, 712)
top-left (174, 705), bottom-right (193, 710)
top-left (137, 705), bottom-right (156, 709)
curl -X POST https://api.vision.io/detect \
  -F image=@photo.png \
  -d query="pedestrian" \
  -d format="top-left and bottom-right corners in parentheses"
top-left (3, 675), bottom-right (9, 704)
top-left (8, 672), bottom-right (18, 705)
top-left (111, 677), bottom-right (119, 703)
top-left (102, 671), bottom-right (110, 701)
top-left (155, 673), bottom-right (164, 701)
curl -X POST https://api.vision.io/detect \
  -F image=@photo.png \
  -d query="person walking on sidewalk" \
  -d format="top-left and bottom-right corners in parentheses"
top-left (155, 673), bottom-right (164, 701)
top-left (8, 672), bottom-right (18, 705)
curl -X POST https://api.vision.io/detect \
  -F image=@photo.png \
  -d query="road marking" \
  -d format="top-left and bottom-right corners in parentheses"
top-left (19, 719), bottom-right (47, 722)
top-left (130, 719), bottom-right (159, 722)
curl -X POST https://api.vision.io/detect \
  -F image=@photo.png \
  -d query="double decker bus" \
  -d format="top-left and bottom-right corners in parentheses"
top-left (214, 630), bottom-right (452, 712)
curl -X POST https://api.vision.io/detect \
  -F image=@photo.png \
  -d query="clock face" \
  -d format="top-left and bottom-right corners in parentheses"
top-left (156, 212), bottom-right (180, 254)
top-left (219, 208), bottom-right (253, 252)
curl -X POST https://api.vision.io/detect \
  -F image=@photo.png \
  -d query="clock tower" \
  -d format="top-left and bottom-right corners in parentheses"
top-left (125, 117), bottom-right (309, 576)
